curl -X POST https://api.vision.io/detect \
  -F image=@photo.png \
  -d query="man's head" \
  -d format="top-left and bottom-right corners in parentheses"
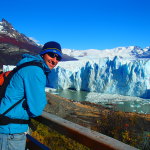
top-left (40, 41), bottom-right (62, 69)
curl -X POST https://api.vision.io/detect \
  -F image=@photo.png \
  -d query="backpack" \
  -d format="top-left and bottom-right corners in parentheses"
top-left (0, 61), bottom-right (44, 125)
top-left (0, 71), bottom-right (12, 86)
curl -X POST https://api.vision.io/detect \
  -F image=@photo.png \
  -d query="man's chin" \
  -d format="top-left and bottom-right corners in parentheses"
top-left (49, 65), bottom-right (55, 69)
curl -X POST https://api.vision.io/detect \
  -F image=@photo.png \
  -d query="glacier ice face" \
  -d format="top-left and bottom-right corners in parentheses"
top-left (3, 65), bottom-right (16, 72)
top-left (47, 56), bottom-right (150, 98)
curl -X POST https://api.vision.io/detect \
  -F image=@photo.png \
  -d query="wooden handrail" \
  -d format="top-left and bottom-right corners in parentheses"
top-left (34, 111), bottom-right (138, 150)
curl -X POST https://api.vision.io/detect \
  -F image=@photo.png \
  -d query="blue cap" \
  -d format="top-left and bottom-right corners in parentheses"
top-left (40, 48), bottom-right (62, 58)
top-left (40, 41), bottom-right (62, 58)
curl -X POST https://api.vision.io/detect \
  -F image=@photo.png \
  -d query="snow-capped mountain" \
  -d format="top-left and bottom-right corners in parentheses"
top-left (0, 18), bottom-right (42, 52)
top-left (0, 19), bottom-right (42, 67)
top-left (62, 46), bottom-right (150, 59)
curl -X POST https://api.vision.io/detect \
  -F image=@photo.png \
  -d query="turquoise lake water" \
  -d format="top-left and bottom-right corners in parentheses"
top-left (48, 89), bottom-right (150, 114)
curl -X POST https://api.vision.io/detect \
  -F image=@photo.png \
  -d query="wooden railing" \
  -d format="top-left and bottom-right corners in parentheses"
top-left (27, 111), bottom-right (138, 150)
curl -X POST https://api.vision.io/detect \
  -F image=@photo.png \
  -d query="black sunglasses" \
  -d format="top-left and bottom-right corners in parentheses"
top-left (47, 52), bottom-right (62, 61)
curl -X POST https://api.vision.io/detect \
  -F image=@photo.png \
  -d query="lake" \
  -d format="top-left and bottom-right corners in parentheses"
top-left (46, 88), bottom-right (150, 114)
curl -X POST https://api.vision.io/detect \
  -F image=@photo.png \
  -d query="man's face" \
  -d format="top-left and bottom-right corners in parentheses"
top-left (43, 53), bottom-right (60, 69)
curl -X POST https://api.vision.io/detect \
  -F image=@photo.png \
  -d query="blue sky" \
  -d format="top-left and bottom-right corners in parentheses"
top-left (0, 0), bottom-right (150, 50)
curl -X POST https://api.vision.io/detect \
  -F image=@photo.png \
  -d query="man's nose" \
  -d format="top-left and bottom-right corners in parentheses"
top-left (52, 56), bottom-right (58, 62)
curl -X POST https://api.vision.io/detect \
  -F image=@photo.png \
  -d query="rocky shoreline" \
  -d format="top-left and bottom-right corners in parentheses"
top-left (45, 92), bottom-right (150, 130)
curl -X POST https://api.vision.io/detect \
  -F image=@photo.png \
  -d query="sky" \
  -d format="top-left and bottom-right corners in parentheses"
top-left (0, 0), bottom-right (150, 50)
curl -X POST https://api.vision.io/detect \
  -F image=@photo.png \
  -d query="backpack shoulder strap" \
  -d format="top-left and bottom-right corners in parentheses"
top-left (12, 61), bottom-right (43, 75)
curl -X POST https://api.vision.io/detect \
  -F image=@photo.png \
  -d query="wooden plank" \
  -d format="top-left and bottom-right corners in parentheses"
top-left (35, 112), bottom-right (138, 150)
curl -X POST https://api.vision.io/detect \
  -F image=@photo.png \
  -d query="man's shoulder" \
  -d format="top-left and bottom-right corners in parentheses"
top-left (18, 62), bottom-right (45, 76)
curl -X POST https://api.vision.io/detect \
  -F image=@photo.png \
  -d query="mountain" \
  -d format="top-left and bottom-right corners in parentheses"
top-left (0, 18), bottom-right (42, 68)
top-left (62, 46), bottom-right (150, 59)
top-left (0, 18), bottom-right (42, 53)
top-left (0, 19), bottom-right (77, 68)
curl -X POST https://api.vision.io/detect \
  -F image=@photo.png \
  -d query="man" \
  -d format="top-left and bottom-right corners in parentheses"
top-left (0, 41), bottom-right (62, 150)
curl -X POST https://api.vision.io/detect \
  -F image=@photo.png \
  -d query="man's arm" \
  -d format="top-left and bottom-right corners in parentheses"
top-left (21, 66), bottom-right (47, 117)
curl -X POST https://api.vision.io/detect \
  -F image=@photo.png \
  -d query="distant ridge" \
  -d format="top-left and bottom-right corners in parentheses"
top-left (62, 46), bottom-right (150, 59)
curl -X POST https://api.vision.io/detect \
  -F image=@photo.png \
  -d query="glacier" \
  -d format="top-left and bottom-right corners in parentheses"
top-left (3, 46), bottom-right (150, 99)
top-left (47, 56), bottom-right (150, 99)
